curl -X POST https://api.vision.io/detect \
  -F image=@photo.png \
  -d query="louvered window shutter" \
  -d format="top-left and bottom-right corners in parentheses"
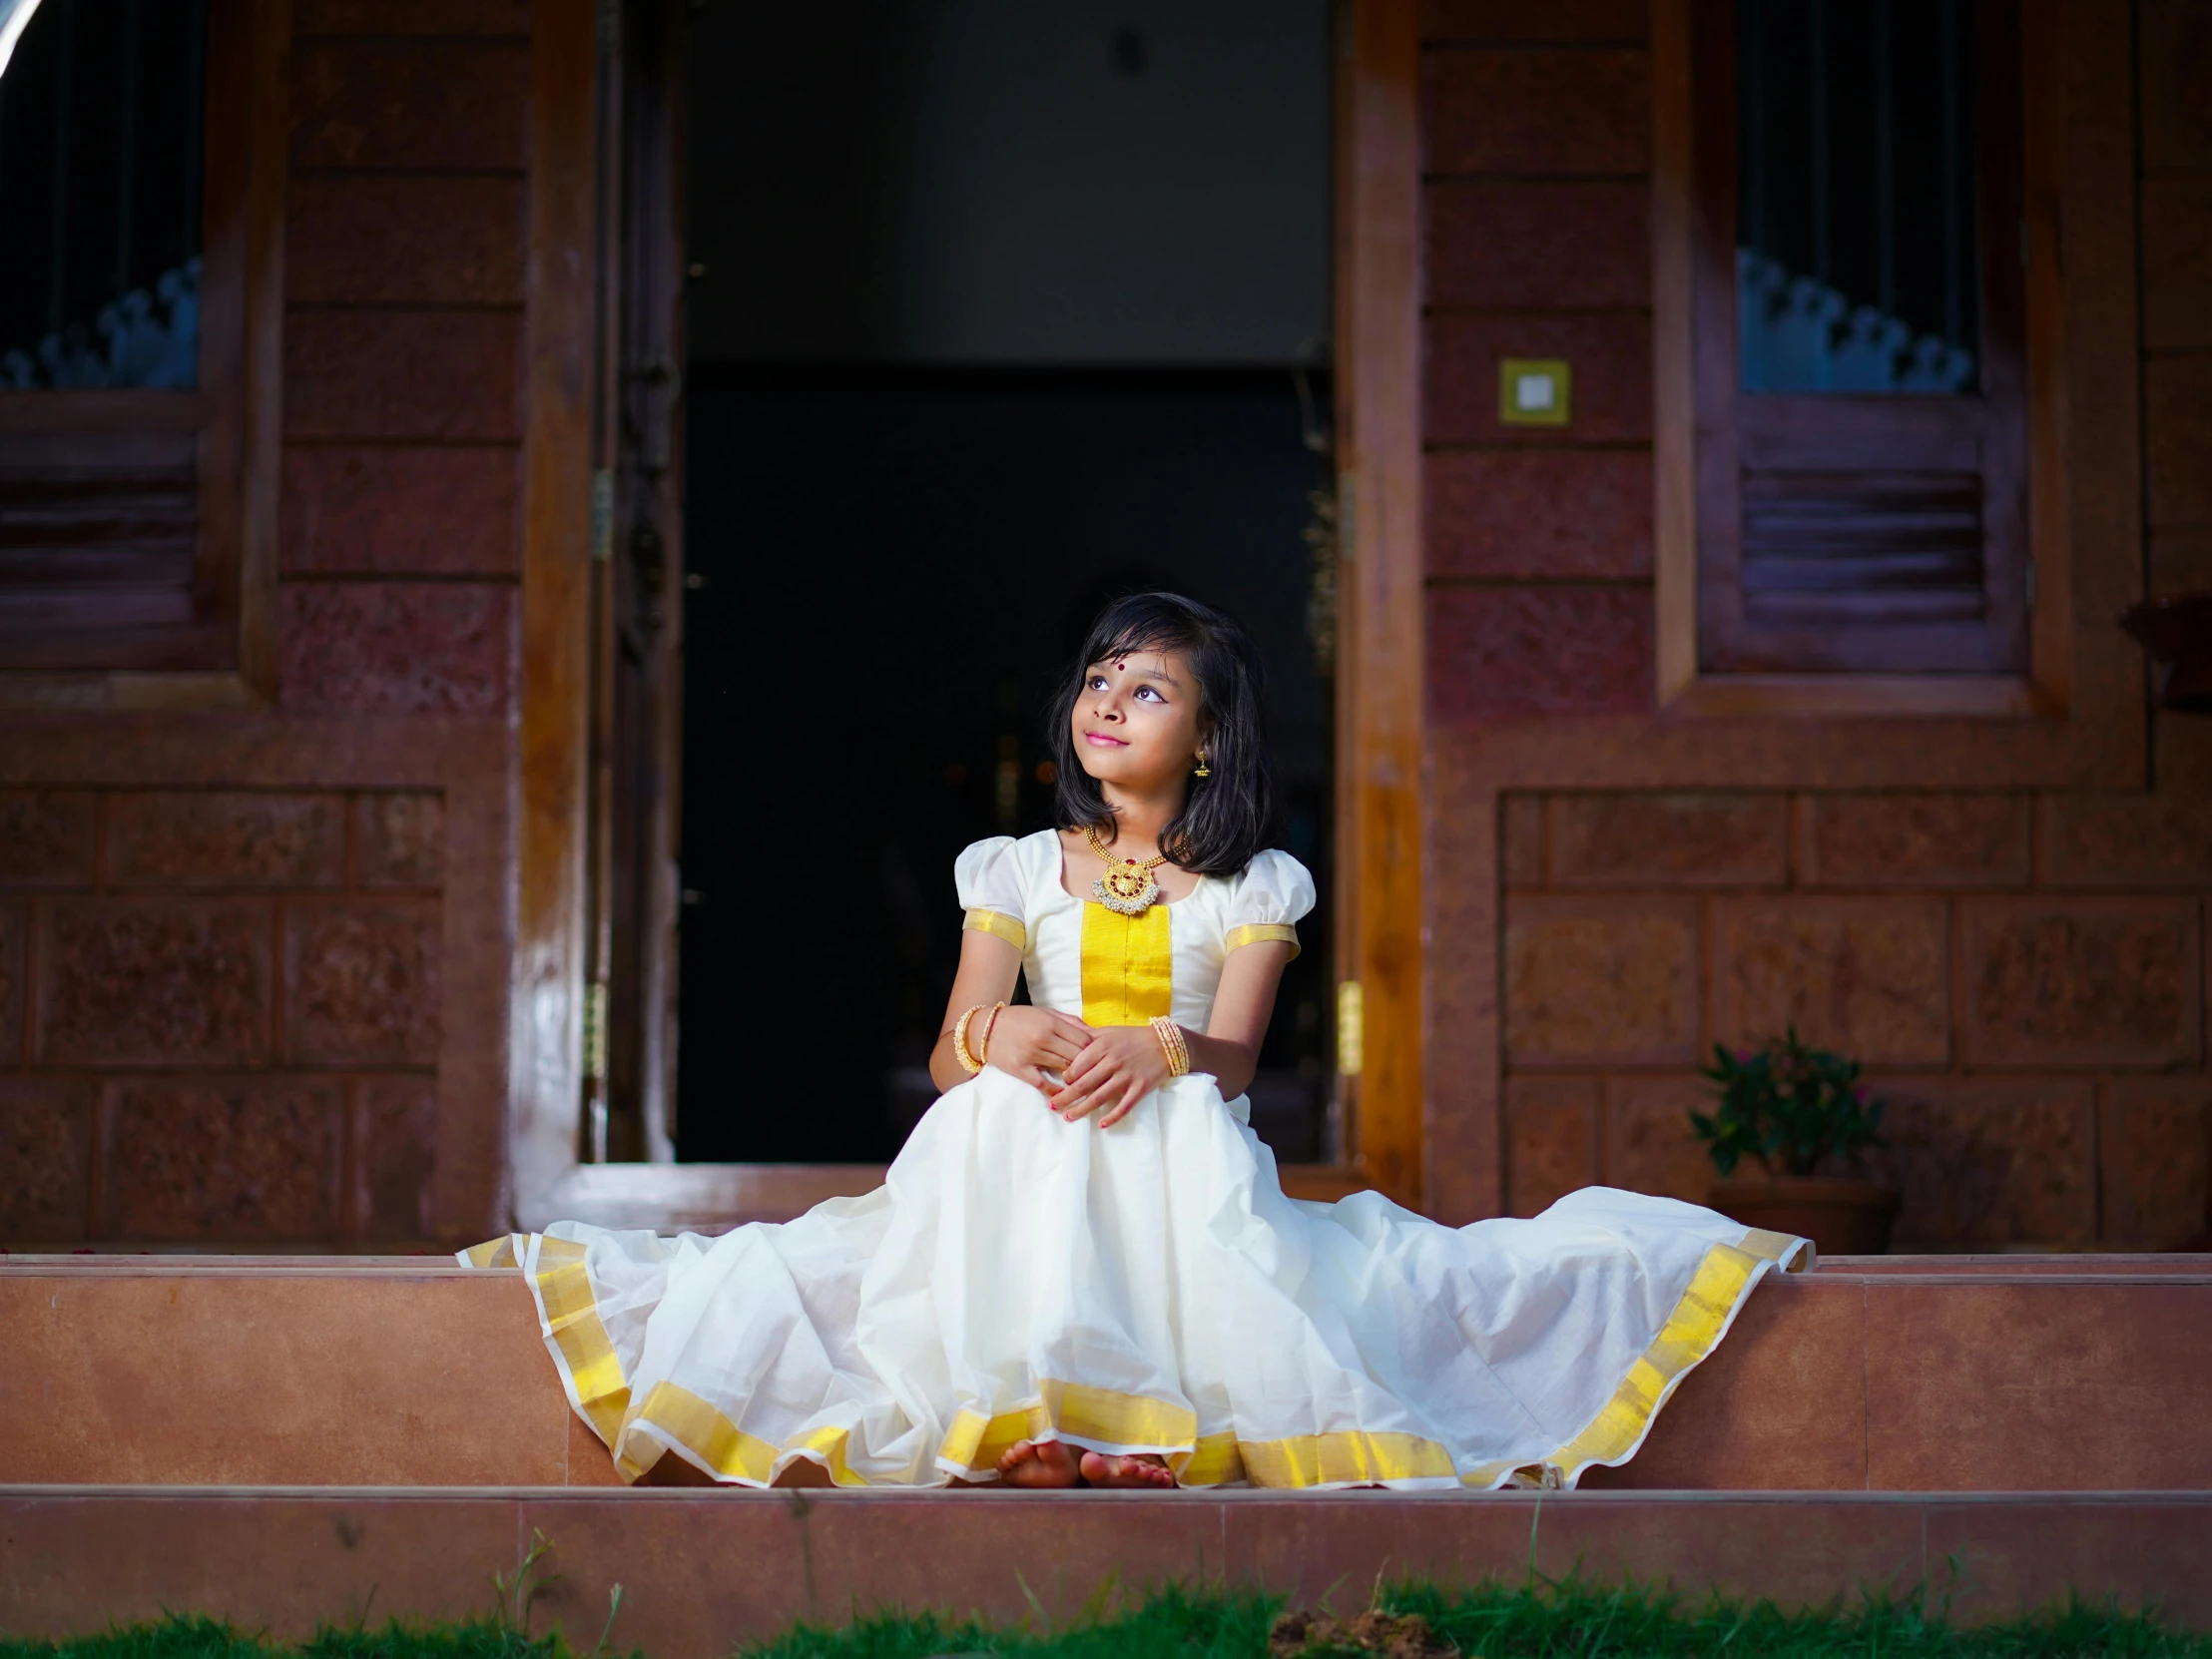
top-left (1693, 0), bottom-right (2029, 678)
top-left (0, 0), bottom-right (245, 675)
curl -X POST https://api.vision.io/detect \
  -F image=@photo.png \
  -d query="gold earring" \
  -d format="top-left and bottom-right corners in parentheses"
top-left (1194, 751), bottom-right (1212, 778)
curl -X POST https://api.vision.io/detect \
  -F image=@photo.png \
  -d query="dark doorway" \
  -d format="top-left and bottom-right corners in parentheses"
top-left (669, 1), bottom-right (1337, 1166)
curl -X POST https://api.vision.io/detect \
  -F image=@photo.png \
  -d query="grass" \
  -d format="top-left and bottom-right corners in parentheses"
top-left (738, 1578), bottom-right (2212, 1659)
top-left (3, 1578), bottom-right (2207, 1659)
top-left (0, 1621), bottom-right (577, 1659)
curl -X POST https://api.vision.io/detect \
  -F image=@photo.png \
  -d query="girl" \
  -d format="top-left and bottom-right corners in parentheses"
top-left (466, 592), bottom-right (1805, 1490)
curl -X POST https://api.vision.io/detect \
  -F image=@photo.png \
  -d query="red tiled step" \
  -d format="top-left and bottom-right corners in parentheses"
top-left (0, 1486), bottom-right (2205, 1654)
top-left (1822, 1254), bottom-right (2212, 1274)
top-left (2, 1256), bottom-right (2207, 1491)
top-left (0, 1257), bottom-right (616, 1488)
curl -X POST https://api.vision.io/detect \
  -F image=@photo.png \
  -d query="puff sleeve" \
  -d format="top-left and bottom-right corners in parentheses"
top-left (1224, 849), bottom-right (1317, 960)
top-left (953, 836), bottom-right (1028, 953)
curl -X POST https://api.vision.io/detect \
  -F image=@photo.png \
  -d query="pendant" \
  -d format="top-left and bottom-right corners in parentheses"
top-left (1092, 867), bottom-right (1161, 916)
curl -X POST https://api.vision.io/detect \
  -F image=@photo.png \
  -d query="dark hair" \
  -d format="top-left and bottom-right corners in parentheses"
top-left (1045, 591), bottom-right (1277, 877)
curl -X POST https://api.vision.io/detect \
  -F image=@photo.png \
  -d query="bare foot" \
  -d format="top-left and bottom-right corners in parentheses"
top-left (997, 1437), bottom-right (1081, 1487)
top-left (1078, 1449), bottom-right (1177, 1488)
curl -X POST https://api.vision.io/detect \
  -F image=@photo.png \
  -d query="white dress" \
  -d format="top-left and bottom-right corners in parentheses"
top-left (465, 830), bottom-right (1806, 1490)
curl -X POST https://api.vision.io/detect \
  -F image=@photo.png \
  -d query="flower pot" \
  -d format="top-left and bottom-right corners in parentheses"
top-left (1708, 1176), bottom-right (1901, 1258)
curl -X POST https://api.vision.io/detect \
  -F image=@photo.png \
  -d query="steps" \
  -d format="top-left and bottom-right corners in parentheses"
top-left (1, 1254), bottom-right (2207, 1652)
top-left (4, 1255), bottom-right (2207, 1490)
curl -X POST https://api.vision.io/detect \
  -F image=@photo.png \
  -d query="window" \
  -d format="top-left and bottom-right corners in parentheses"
top-left (1657, 0), bottom-right (2039, 702)
top-left (0, 0), bottom-right (272, 686)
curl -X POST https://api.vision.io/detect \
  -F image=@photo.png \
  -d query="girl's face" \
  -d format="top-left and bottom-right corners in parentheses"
top-left (1070, 648), bottom-right (1206, 796)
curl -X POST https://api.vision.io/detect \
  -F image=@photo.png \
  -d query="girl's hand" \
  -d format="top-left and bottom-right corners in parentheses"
top-left (1050, 1025), bottom-right (1175, 1127)
top-left (984, 1005), bottom-right (1095, 1092)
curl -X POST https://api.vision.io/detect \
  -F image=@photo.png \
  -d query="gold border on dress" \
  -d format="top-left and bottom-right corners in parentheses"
top-left (962, 907), bottom-right (1028, 951)
top-left (465, 1224), bottom-right (1806, 1491)
top-left (1225, 921), bottom-right (1301, 960)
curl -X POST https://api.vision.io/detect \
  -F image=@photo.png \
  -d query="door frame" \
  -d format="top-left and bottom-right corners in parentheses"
top-left (509, 0), bottom-right (1428, 1229)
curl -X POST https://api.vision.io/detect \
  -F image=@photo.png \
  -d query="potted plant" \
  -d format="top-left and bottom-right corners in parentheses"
top-left (1690, 1027), bottom-right (1901, 1257)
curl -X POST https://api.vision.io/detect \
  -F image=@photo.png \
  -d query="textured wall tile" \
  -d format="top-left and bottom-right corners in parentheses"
top-left (278, 584), bottom-right (514, 716)
top-left (1605, 1076), bottom-right (1718, 1205)
top-left (284, 311), bottom-right (521, 442)
top-left (41, 900), bottom-right (271, 1066)
top-left (0, 792), bottom-right (96, 887)
top-left (291, 41), bottom-right (527, 170)
top-left (1421, 0), bottom-right (1646, 40)
top-left (0, 1078), bottom-right (92, 1240)
top-left (1797, 795), bottom-right (2032, 889)
top-left (1423, 49), bottom-right (1649, 174)
top-left (281, 446), bottom-right (521, 577)
top-left (1425, 451), bottom-right (1652, 580)
top-left (1879, 1078), bottom-right (2098, 1247)
top-left (2099, 1079), bottom-right (2212, 1246)
top-left (0, 901), bottom-right (20, 1065)
top-left (297, 1), bottom-right (530, 40)
top-left (1964, 899), bottom-right (2201, 1068)
top-left (1504, 1076), bottom-right (1598, 1215)
top-left (1504, 895), bottom-right (1698, 1066)
top-left (1426, 181), bottom-right (1649, 309)
top-left (1426, 312), bottom-right (1652, 445)
top-left (1501, 795), bottom-right (1545, 889)
top-left (2038, 794), bottom-right (2212, 887)
top-left (353, 1075), bottom-right (437, 1241)
top-left (1710, 899), bottom-right (1949, 1065)
top-left (2142, 178), bottom-right (2212, 351)
top-left (357, 794), bottom-right (446, 888)
top-left (1429, 587), bottom-right (1653, 722)
top-left (1548, 794), bottom-right (1788, 887)
top-left (285, 901), bottom-right (440, 1065)
top-left (2146, 356), bottom-right (2212, 528)
top-left (2139, 0), bottom-right (2212, 170)
top-left (107, 794), bottom-right (345, 889)
top-left (106, 1077), bottom-right (340, 1241)
top-left (287, 176), bottom-right (525, 307)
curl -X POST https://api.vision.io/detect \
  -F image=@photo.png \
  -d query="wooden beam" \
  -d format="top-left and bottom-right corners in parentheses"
top-left (513, 0), bottom-right (600, 1225)
top-left (1337, 0), bottom-right (1427, 1210)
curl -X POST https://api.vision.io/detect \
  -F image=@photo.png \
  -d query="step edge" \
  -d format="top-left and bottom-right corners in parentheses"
top-left (0, 1255), bottom-right (484, 1278)
top-left (4, 1483), bottom-right (2209, 1505)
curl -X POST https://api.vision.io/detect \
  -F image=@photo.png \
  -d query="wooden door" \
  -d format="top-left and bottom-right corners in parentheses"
top-left (584, 0), bottom-right (687, 1165)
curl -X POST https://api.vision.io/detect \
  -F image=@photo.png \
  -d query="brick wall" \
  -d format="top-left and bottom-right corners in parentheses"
top-left (1421, 0), bottom-right (1656, 724)
top-left (0, 0), bottom-right (528, 1250)
top-left (2142, 0), bottom-right (2212, 605)
top-left (280, 0), bottom-right (527, 710)
top-left (1421, 0), bottom-right (2212, 1248)
top-left (1498, 791), bottom-right (2208, 1247)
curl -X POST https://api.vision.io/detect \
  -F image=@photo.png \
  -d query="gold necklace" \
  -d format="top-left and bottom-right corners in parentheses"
top-left (1083, 825), bottom-right (1171, 916)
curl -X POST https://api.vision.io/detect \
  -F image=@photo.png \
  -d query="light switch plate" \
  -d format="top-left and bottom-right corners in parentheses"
top-left (1498, 357), bottom-right (1572, 426)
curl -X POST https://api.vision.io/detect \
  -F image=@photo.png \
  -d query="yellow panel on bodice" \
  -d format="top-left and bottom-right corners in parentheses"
top-left (1079, 900), bottom-right (1173, 1027)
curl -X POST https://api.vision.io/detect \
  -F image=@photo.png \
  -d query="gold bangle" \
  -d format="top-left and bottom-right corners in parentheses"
top-left (979, 1001), bottom-right (1006, 1065)
top-left (1149, 1015), bottom-right (1190, 1078)
top-left (952, 1003), bottom-right (986, 1074)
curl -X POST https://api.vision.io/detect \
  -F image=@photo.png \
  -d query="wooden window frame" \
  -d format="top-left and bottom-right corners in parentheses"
top-left (1653, 0), bottom-right (2072, 719)
top-left (0, 0), bottom-right (285, 710)
top-left (510, 0), bottom-right (1428, 1230)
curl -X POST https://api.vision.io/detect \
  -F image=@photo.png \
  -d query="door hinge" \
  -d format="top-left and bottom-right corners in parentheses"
top-left (589, 469), bottom-right (614, 563)
top-left (1337, 979), bottom-right (1364, 1078)
top-left (2024, 559), bottom-right (2037, 612)
top-left (583, 980), bottom-right (609, 1084)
